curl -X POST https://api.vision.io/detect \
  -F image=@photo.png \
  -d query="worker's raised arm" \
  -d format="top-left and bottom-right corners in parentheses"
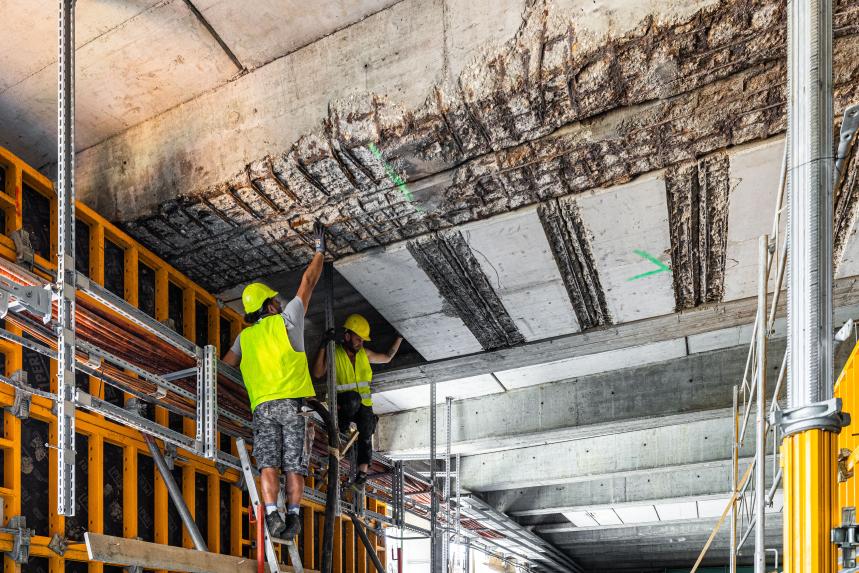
top-left (366, 335), bottom-right (404, 364)
top-left (296, 222), bottom-right (326, 313)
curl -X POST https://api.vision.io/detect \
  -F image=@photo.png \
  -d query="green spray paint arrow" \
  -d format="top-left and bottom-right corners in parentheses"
top-left (627, 249), bottom-right (671, 281)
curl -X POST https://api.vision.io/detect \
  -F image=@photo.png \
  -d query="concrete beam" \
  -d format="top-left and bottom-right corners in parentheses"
top-left (486, 458), bottom-right (742, 516)
top-left (458, 415), bottom-right (755, 492)
top-left (373, 279), bottom-right (859, 393)
top-left (540, 515), bottom-right (782, 544)
top-left (378, 341), bottom-right (784, 456)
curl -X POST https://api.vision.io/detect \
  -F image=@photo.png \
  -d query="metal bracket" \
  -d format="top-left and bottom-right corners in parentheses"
top-left (9, 372), bottom-right (31, 420)
top-left (163, 442), bottom-right (177, 470)
top-left (47, 533), bottom-right (69, 556)
top-left (772, 397), bottom-right (851, 436)
top-left (0, 516), bottom-right (33, 564)
top-left (0, 277), bottom-right (52, 324)
top-left (840, 448), bottom-right (855, 483)
top-left (833, 507), bottom-right (859, 573)
top-left (836, 103), bottom-right (859, 190)
top-left (10, 229), bottom-right (35, 270)
top-left (124, 398), bottom-right (146, 418)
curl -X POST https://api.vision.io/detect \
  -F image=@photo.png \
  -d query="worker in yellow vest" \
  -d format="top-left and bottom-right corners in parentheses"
top-left (222, 223), bottom-right (326, 540)
top-left (312, 314), bottom-right (402, 485)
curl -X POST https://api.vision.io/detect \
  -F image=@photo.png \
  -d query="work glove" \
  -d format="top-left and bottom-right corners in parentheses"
top-left (313, 221), bottom-right (326, 254)
top-left (321, 328), bottom-right (337, 345)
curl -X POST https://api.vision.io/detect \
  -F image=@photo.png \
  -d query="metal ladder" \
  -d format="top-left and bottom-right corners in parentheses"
top-left (236, 438), bottom-right (305, 573)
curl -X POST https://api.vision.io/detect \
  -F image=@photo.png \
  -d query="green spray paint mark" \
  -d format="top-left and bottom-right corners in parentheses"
top-left (627, 249), bottom-right (671, 281)
top-left (368, 143), bottom-right (419, 207)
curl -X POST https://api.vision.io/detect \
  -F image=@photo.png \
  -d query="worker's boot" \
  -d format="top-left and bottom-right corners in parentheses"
top-left (265, 511), bottom-right (286, 537)
top-left (353, 471), bottom-right (368, 486)
top-left (283, 513), bottom-right (301, 539)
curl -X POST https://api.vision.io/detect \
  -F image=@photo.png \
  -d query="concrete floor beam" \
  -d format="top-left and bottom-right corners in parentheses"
top-left (378, 342), bottom-right (784, 456)
top-left (457, 415), bottom-right (761, 492)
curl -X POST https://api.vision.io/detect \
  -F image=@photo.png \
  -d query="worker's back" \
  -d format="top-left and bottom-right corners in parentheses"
top-left (240, 314), bottom-right (315, 410)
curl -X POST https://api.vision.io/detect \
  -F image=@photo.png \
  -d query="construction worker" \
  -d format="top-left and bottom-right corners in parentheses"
top-left (311, 314), bottom-right (402, 485)
top-left (222, 222), bottom-right (326, 540)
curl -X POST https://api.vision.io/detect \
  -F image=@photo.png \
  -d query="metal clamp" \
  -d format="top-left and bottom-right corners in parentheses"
top-left (771, 397), bottom-right (850, 437)
top-left (834, 507), bottom-right (859, 573)
top-left (8, 372), bottom-right (31, 420)
top-left (0, 516), bottom-right (33, 564)
top-left (0, 277), bottom-right (52, 324)
top-left (836, 103), bottom-right (859, 190)
top-left (47, 533), bottom-right (69, 556)
top-left (163, 442), bottom-right (178, 470)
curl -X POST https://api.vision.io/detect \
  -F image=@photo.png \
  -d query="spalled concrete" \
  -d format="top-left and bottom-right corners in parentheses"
top-left (408, 230), bottom-right (525, 349)
top-left (62, 0), bottom-right (859, 294)
top-left (666, 152), bottom-right (731, 309)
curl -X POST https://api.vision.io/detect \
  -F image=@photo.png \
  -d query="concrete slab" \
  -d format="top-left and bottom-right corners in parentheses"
top-left (493, 338), bottom-right (686, 390)
top-left (0, 0), bottom-right (238, 166)
top-left (193, 0), bottom-right (401, 70)
top-left (456, 207), bottom-right (581, 341)
top-left (722, 138), bottom-right (786, 301)
top-left (571, 173), bottom-right (675, 322)
top-left (335, 244), bottom-right (482, 360)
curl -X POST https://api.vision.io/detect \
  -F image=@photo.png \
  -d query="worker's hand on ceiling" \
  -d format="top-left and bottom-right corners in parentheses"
top-left (313, 221), bottom-right (326, 254)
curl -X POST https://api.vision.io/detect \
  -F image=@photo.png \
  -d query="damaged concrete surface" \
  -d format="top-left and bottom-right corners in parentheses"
top-left (407, 230), bottom-right (525, 349)
top-left (67, 0), bottom-right (859, 296)
top-left (538, 199), bottom-right (610, 328)
top-left (666, 152), bottom-right (731, 310)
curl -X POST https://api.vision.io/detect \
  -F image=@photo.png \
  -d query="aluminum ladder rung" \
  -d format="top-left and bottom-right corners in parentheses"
top-left (236, 438), bottom-right (304, 573)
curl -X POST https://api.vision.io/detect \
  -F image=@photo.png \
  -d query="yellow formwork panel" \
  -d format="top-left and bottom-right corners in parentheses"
top-left (0, 146), bottom-right (374, 571)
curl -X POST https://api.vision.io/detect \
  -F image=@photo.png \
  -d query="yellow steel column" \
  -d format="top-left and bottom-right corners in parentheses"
top-left (48, 418), bottom-right (65, 573)
top-left (123, 444), bottom-right (138, 539)
top-left (181, 465), bottom-right (196, 549)
top-left (207, 473), bottom-right (220, 553)
top-left (88, 434), bottom-right (104, 573)
top-left (783, 429), bottom-right (837, 572)
top-left (153, 408), bottom-right (169, 573)
top-left (344, 517), bottom-right (356, 573)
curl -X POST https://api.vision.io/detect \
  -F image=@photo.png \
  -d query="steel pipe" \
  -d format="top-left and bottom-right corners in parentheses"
top-left (144, 434), bottom-right (208, 551)
top-left (754, 236), bottom-right (767, 572)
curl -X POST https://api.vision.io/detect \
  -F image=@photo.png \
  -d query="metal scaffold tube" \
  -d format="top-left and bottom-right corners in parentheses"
top-left (754, 236), bottom-right (767, 572)
top-left (56, 0), bottom-right (77, 517)
top-left (430, 376), bottom-right (439, 573)
top-left (779, 0), bottom-right (848, 570)
top-left (144, 435), bottom-right (208, 551)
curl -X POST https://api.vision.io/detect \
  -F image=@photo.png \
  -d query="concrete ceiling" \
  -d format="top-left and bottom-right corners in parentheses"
top-left (4, 0), bottom-right (859, 570)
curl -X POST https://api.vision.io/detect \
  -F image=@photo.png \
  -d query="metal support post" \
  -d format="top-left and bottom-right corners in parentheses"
top-left (455, 453), bottom-right (461, 539)
top-left (730, 386), bottom-right (738, 573)
top-left (349, 513), bottom-right (386, 573)
top-left (778, 0), bottom-right (848, 569)
top-left (144, 435), bottom-right (208, 551)
top-left (196, 345), bottom-right (218, 458)
top-left (430, 376), bottom-right (439, 573)
top-left (323, 261), bottom-right (339, 514)
top-left (754, 236), bottom-right (767, 572)
top-left (443, 396), bottom-right (452, 572)
top-left (56, 0), bottom-right (77, 517)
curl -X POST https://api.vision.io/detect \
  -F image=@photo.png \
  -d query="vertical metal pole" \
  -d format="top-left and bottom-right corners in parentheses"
top-left (455, 453), bottom-right (461, 538)
top-left (754, 235), bottom-right (768, 573)
top-left (324, 262), bottom-right (339, 514)
top-left (56, 0), bottom-right (77, 517)
top-left (430, 377), bottom-right (439, 573)
top-left (730, 385), bottom-right (738, 573)
top-left (786, 0), bottom-right (833, 410)
top-left (443, 396), bottom-right (452, 573)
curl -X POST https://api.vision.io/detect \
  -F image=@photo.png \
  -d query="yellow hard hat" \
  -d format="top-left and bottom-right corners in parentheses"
top-left (242, 282), bottom-right (278, 314)
top-left (343, 314), bottom-right (371, 341)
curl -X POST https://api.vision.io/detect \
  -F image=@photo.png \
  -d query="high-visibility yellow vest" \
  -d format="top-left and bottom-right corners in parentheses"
top-left (334, 345), bottom-right (373, 407)
top-left (239, 314), bottom-right (315, 411)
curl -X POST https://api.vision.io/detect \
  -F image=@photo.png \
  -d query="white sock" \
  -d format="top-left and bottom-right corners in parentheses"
top-left (265, 503), bottom-right (278, 515)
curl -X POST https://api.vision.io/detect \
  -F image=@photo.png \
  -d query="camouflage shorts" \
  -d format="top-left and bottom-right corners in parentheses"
top-left (252, 398), bottom-right (314, 475)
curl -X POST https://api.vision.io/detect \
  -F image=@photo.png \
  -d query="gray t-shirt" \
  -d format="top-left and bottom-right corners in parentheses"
top-left (230, 296), bottom-right (305, 355)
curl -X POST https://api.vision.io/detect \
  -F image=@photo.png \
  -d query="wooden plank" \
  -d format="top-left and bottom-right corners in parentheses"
top-left (85, 533), bottom-right (318, 573)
